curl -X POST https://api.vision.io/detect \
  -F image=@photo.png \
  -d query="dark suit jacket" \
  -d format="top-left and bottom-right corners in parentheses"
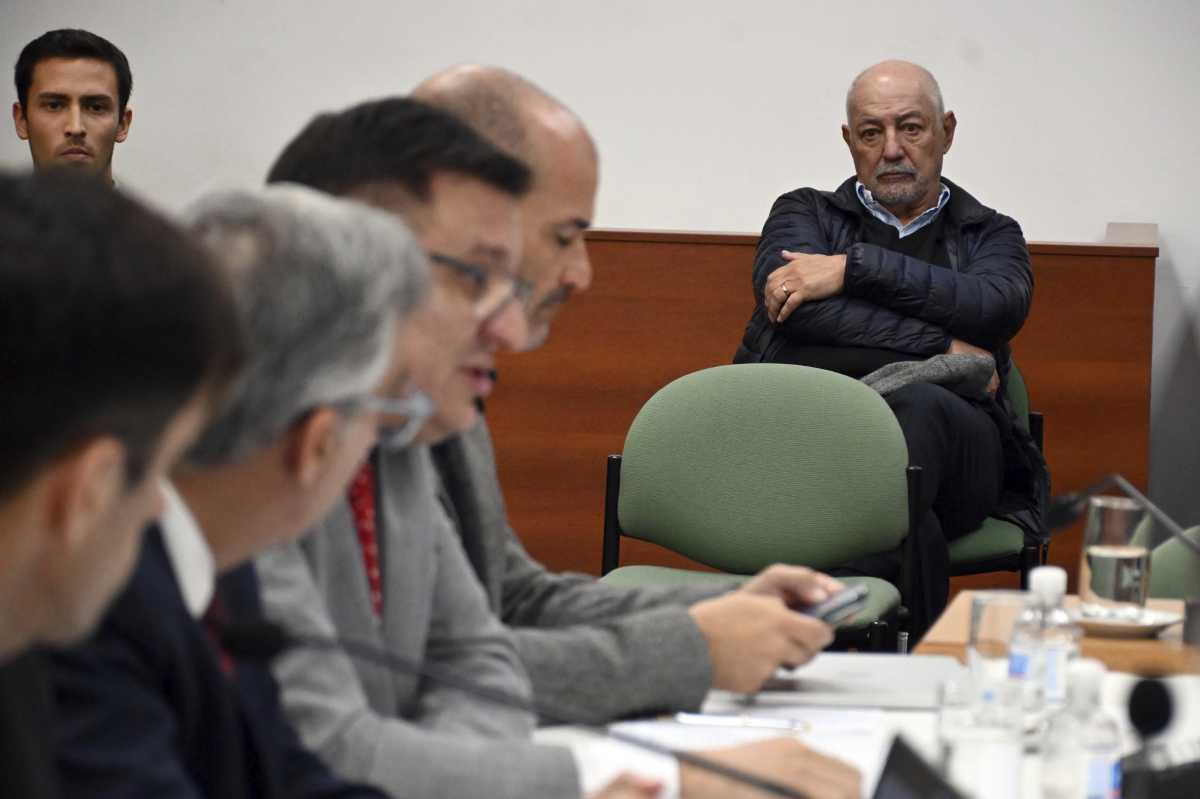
top-left (49, 526), bottom-right (388, 798)
top-left (0, 650), bottom-right (59, 799)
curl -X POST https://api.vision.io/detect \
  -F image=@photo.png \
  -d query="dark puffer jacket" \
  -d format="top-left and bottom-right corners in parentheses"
top-left (735, 176), bottom-right (1032, 363)
top-left (734, 176), bottom-right (1047, 543)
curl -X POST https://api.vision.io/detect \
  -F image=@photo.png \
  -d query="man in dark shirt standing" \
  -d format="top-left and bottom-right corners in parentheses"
top-left (735, 60), bottom-right (1045, 633)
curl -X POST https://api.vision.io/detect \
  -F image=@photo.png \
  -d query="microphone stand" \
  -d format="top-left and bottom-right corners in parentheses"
top-left (1048, 473), bottom-right (1200, 559)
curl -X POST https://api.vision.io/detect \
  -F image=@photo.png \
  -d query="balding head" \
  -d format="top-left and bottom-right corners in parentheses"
top-left (414, 65), bottom-right (599, 350)
top-left (846, 60), bottom-right (944, 123)
top-left (841, 59), bottom-right (956, 224)
top-left (413, 65), bottom-right (597, 171)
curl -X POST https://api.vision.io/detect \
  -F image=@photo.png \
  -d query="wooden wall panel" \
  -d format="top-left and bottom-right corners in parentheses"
top-left (486, 230), bottom-right (1157, 593)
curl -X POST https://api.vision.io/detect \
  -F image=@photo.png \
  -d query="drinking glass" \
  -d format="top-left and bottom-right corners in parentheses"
top-left (966, 591), bottom-right (1028, 687)
top-left (1079, 496), bottom-right (1152, 621)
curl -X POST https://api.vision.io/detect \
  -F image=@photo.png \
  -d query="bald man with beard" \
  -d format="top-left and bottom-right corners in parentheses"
top-left (735, 60), bottom-right (1047, 634)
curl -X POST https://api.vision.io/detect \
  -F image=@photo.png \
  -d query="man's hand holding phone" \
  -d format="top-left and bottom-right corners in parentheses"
top-left (797, 583), bottom-right (869, 627)
top-left (688, 565), bottom-right (850, 694)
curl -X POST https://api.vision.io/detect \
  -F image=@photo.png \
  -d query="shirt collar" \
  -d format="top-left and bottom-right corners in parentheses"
top-left (855, 180), bottom-right (951, 238)
top-left (158, 480), bottom-right (216, 618)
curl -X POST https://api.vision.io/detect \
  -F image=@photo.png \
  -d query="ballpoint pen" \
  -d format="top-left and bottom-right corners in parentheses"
top-left (674, 712), bottom-right (813, 733)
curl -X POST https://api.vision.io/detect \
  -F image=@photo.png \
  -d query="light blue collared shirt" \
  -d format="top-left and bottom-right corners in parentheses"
top-left (855, 180), bottom-right (951, 239)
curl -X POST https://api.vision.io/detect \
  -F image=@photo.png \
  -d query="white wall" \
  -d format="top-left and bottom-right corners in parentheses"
top-left (3, 0), bottom-right (1198, 521)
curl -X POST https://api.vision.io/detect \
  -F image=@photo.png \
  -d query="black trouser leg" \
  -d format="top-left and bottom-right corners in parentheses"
top-left (886, 382), bottom-right (1004, 543)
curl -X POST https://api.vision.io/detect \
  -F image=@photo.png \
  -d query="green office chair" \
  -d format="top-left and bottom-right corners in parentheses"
top-left (599, 363), bottom-right (917, 651)
top-left (947, 362), bottom-right (1048, 588)
top-left (1149, 525), bottom-right (1200, 600)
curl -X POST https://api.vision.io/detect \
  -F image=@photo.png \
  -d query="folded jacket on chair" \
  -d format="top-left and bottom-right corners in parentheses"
top-left (861, 352), bottom-right (996, 400)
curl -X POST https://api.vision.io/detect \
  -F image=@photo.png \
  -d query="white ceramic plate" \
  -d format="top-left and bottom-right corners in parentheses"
top-left (1076, 609), bottom-right (1184, 639)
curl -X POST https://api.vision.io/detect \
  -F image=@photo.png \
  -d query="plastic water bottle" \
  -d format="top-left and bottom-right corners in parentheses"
top-left (1008, 566), bottom-right (1081, 714)
top-left (1041, 659), bottom-right (1123, 799)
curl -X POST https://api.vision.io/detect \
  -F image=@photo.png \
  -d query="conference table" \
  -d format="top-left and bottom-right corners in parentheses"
top-left (915, 590), bottom-right (1200, 675)
top-left (538, 594), bottom-right (1200, 797)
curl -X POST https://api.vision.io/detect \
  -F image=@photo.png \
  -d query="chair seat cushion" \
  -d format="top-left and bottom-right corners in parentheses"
top-left (600, 567), bottom-right (900, 629)
top-left (948, 517), bottom-right (1025, 566)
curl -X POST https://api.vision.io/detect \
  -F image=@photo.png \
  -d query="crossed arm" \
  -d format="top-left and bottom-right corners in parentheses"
top-left (753, 191), bottom-right (1033, 359)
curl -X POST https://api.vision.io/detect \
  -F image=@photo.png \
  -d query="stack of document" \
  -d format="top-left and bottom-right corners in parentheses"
top-left (611, 653), bottom-right (964, 796)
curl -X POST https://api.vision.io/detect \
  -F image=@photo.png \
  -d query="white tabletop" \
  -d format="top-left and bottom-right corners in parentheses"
top-left (535, 654), bottom-right (1200, 798)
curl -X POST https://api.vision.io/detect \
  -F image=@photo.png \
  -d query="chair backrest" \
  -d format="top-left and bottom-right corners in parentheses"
top-left (1005, 361), bottom-right (1031, 433)
top-left (1150, 525), bottom-right (1200, 600)
top-left (617, 363), bottom-right (910, 574)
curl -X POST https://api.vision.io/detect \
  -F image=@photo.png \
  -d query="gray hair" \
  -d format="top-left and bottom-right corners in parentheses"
top-left (184, 183), bottom-right (428, 465)
top-left (845, 60), bottom-right (945, 122)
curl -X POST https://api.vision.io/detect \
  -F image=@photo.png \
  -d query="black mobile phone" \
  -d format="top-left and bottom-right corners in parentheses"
top-left (799, 583), bottom-right (869, 626)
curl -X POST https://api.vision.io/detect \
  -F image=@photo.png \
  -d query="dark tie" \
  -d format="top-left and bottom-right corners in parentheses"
top-left (201, 594), bottom-right (236, 677)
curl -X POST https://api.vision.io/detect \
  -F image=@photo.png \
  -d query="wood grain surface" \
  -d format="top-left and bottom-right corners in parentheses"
top-left (915, 591), bottom-right (1198, 674)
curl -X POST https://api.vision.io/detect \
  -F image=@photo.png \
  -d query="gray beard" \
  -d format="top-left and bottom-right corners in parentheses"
top-left (867, 174), bottom-right (931, 210)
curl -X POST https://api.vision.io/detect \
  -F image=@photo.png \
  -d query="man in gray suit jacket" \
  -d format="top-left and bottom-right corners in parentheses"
top-left (256, 94), bottom-right (860, 799)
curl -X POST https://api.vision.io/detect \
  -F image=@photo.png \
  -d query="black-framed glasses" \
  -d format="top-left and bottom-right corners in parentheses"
top-left (428, 251), bottom-right (535, 319)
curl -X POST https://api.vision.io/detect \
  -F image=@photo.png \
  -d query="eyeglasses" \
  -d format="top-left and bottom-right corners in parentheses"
top-left (331, 390), bottom-right (437, 451)
top-left (428, 252), bottom-right (535, 320)
top-left (361, 390), bottom-right (436, 451)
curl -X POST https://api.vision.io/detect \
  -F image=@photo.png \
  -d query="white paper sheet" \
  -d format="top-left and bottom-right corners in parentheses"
top-left (610, 707), bottom-right (891, 798)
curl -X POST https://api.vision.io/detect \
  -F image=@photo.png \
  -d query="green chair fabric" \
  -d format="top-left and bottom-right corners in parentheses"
top-left (616, 364), bottom-right (910, 575)
top-left (603, 364), bottom-right (911, 639)
top-left (1005, 362), bottom-right (1031, 434)
top-left (601, 566), bottom-right (748, 590)
top-left (600, 567), bottom-right (900, 630)
top-left (948, 517), bottom-right (1025, 564)
top-left (1149, 525), bottom-right (1200, 600)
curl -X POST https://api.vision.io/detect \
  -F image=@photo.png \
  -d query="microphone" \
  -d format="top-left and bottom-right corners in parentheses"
top-left (1121, 676), bottom-right (1200, 799)
top-left (1045, 473), bottom-right (1200, 558)
top-left (221, 620), bottom-right (813, 799)
top-left (1128, 676), bottom-right (1173, 741)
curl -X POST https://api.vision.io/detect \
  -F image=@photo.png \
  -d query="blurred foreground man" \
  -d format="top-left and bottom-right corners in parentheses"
top-left (49, 186), bottom-right (429, 798)
top-left (0, 170), bottom-right (243, 797)
top-left (257, 84), bottom-right (858, 799)
top-left (12, 29), bottom-right (133, 181)
top-left (733, 60), bottom-right (1047, 633)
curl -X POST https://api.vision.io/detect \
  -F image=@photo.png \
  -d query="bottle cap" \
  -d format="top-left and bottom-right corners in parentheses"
top-left (1029, 565), bottom-right (1067, 600)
